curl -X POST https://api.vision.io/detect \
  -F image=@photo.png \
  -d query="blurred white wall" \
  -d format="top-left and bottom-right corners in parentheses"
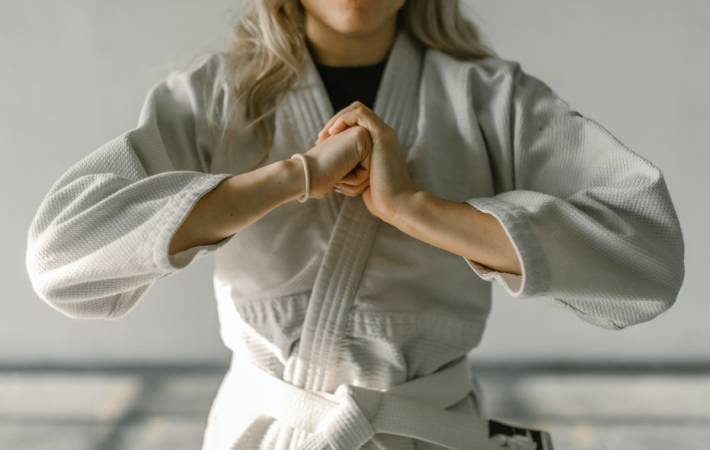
top-left (2, 0), bottom-right (706, 366)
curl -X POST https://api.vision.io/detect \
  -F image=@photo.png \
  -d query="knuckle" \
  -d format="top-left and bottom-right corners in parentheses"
top-left (353, 103), bottom-right (368, 114)
top-left (353, 126), bottom-right (369, 140)
top-left (352, 128), bottom-right (369, 147)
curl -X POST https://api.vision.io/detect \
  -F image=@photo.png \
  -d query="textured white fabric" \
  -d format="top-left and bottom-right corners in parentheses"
top-left (223, 355), bottom-right (497, 450)
top-left (26, 26), bottom-right (684, 449)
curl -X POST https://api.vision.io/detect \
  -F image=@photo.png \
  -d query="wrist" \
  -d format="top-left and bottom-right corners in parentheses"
top-left (386, 189), bottom-right (428, 229)
top-left (276, 157), bottom-right (308, 204)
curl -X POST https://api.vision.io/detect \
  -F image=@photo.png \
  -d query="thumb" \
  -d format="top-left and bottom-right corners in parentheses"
top-left (352, 126), bottom-right (373, 164)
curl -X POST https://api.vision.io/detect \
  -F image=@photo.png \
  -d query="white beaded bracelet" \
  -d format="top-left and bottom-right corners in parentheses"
top-left (290, 153), bottom-right (310, 203)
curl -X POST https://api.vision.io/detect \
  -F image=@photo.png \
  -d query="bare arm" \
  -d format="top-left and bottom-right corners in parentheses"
top-left (25, 49), bottom-right (368, 320)
top-left (389, 190), bottom-right (522, 275)
top-left (169, 158), bottom-right (305, 255)
top-left (170, 124), bottom-right (373, 255)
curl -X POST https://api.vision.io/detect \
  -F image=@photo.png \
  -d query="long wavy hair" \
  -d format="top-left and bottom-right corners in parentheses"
top-left (198, 0), bottom-right (497, 170)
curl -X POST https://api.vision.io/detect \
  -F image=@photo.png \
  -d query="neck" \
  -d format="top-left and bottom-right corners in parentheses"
top-left (304, 16), bottom-right (398, 67)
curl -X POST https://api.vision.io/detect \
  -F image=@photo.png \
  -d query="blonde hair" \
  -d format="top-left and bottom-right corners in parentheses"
top-left (200, 0), bottom-right (497, 170)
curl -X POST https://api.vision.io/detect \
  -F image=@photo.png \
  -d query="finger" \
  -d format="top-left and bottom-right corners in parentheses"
top-left (351, 182), bottom-right (370, 196)
top-left (333, 184), bottom-right (352, 196)
top-left (316, 118), bottom-right (356, 144)
top-left (327, 117), bottom-right (349, 136)
top-left (340, 171), bottom-right (365, 186)
top-left (319, 111), bottom-right (348, 141)
top-left (335, 181), bottom-right (369, 195)
top-left (336, 175), bottom-right (369, 191)
top-left (328, 109), bottom-right (387, 139)
top-left (340, 165), bottom-right (369, 186)
top-left (318, 100), bottom-right (381, 141)
top-left (334, 181), bottom-right (369, 197)
top-left (318, 101), bottom-right (363, 141)
top-left (318, 111), bottom-right (353, 139)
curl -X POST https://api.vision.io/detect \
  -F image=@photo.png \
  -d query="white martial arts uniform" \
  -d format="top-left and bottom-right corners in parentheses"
top-left (25, 26), bottom-right (685, 449)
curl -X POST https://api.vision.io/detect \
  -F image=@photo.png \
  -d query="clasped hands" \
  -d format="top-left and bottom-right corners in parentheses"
top-left (311, 101), bottom-right (417, 225)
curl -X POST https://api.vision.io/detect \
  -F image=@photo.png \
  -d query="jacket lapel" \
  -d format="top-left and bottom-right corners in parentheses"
top-left (279, 27), bottom-right (425, 393)
top-left (279, 25), bottom-right (423, 221)
top-left (281, 25), bottom-right (424, 172)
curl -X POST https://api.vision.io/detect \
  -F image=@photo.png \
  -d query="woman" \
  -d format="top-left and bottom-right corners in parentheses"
top-left (25, 0), bottom-right (685, 449)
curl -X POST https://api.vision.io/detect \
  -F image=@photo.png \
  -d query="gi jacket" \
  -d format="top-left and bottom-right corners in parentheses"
top-left (26, 27), bottom-right (685, 449)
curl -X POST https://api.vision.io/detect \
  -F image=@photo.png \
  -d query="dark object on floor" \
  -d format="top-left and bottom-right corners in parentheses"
top-left (489, 418), bottom-right (555, 449)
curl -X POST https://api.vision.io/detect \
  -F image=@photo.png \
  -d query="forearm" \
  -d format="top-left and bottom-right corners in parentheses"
top-left (390, 190), bottom-right (522, 275)
top-left (169, 158), bottom-right (305, 255)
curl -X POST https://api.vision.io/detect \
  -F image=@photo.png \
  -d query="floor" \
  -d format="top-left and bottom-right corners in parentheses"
top-left (1, 363), bottom-right (708, 449)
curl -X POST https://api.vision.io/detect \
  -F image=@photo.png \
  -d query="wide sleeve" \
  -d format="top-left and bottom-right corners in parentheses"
top-left (462, 60), bottom-right (685, 330)
top-left (25, 53), bottom-right (236, 320)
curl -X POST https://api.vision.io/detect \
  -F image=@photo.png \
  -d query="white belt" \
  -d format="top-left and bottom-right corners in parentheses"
top-left (230, 355), bottom-right (516, 450)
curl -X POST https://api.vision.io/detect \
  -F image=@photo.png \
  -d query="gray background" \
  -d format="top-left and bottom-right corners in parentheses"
top-left (3, 0), bottom-right (706, 366)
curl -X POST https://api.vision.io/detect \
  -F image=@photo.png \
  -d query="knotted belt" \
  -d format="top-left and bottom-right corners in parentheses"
top-left (230, 354), bottom-right (513, 450)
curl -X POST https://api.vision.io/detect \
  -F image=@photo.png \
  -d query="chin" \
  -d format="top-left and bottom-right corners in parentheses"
top-left (333, 17), bottom-right (380, 35)
top-left (303, 0), bottom-right (404, 36)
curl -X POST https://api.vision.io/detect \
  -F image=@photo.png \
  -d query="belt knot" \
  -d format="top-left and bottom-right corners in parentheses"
top-left (299, 384), bottom-right (384, 450)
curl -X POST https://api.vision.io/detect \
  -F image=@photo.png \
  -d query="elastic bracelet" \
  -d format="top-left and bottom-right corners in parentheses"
top-left (289, 153), bottom-right (310, 203)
